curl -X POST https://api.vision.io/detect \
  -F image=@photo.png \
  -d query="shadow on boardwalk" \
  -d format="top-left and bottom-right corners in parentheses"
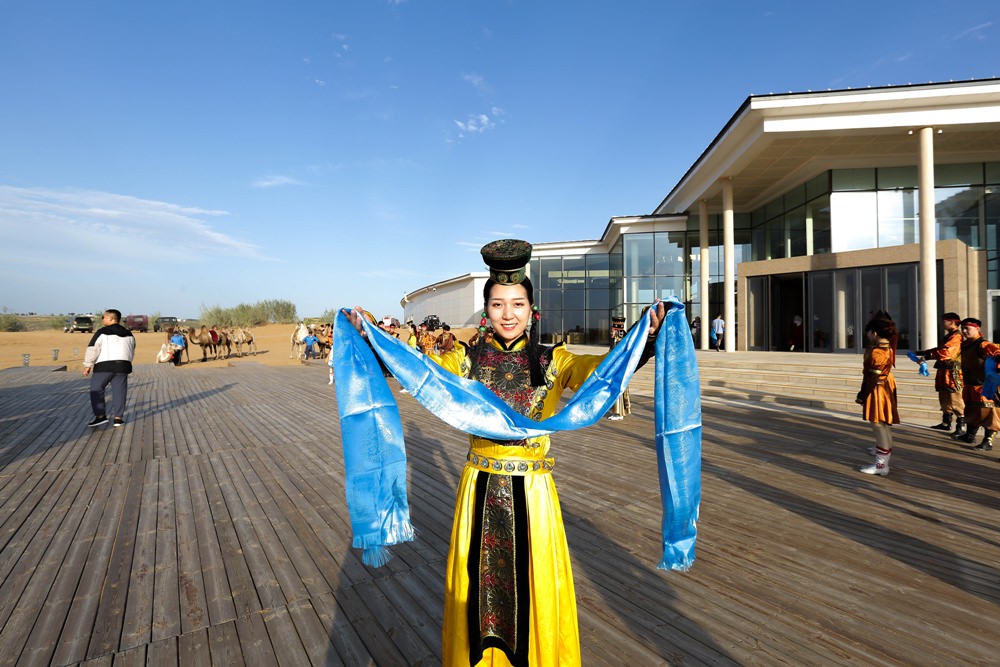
top-left (0, 363), bottom-right (998, 665)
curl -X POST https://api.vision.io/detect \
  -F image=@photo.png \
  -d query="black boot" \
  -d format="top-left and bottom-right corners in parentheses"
top-left (956, 425), bottom-right (979, 443)
top-left (951, 417), bottom-right (967, 439)
top-left (931, 413), bottom-right (953, 431)
top-left (973, 430), bottom-right (995, 451)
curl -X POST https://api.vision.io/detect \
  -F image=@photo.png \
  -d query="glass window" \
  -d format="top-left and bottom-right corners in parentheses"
top-left (806, 172), bottom-right (829, 200)
top-left (655, 276), bottom-right (686, 301)
top-left (539, 257), bottom-right (562, 290)
top-left (539, 288), bottom-right (562, 311)
top-left (936, 186), bottom-right (982, 247)
top-left (935, 163), bottom-right (981, 187)
top-left (764, 197), bottom-right (783, 221)
top-left (832, 168), bottom-right (876, 191)
top-left (809, 272), bottom-right (832, 351)
top-left (786, 206), bottom-right (807, 257)
top-left (623, 234), bottom-right (654, 276)
top-left (784, 185), bottom-right (805, 210)
top-left (877, 189), bottom-right (919, 247)
top-left (734, 213), bottom-right (753, 230)
top-left (860, 268), bottom-right (883, 323)
top-left (563, 311), bottom-right (586, 344)
top-left (587, 287), bottom-right (610, 310)
top-left (625, 277), bottom-right (655, 304)
top-left (986, 162), bottom-right (1000, 184)
top-left (654, 232), bottom-right (686, 276)
top-left (831, 191), bottom-right (878, 252)
top-left (563, 290), bottom-right (586, 310)
top-left (561, 256), bottom-right (586, 289)
top-left (878, 166), bottom-right (917, 189)
top-left (586, 310), bottom-right (610, 346)
top-left (886, 265), bottom-right (916, 350)
top-left (751, 223), bottom-right (767, 261)
top-left (586, 252), bottom-right (609, 273)
top-left (768, 217), bottom-right (786, 259)
top-left (809, 195), bottom-right (831, 254)
top-left (986, 189), bottom-right (1000, 289)
top-left (833, 270), bottom-right (857, 351)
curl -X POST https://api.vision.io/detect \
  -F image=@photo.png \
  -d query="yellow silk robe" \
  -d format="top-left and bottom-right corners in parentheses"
top-left (431, 336), bottom-right (603, 667)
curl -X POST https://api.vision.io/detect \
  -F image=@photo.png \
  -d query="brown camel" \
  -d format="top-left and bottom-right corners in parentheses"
top-left (185, 326), bottom-right (231, 361)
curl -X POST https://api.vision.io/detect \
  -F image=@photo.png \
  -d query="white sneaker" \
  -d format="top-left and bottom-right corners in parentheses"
top-left (606, 414), bottom-right (624, 421)
top-left (400, 388), bottom-right (409, 394)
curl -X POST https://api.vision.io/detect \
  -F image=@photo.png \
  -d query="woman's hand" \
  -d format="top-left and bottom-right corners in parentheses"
top-left (647, 300), bottom-right (669, 338)
top-left (344, 307), bottom-right (367, 336)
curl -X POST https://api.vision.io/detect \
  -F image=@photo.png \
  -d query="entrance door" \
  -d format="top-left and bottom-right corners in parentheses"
top-left (769, 274), bottom-right (805, 351)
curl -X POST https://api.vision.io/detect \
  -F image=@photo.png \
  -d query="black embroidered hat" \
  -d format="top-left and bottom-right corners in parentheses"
top-left (480, 239), bottom-right (532, 285)
top-left (942, 312), bottom-right (961, 322)
top-left (961, 317), bottom-right (982, 328)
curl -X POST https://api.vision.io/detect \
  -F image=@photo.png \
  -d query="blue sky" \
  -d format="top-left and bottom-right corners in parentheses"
top-left (1, 1), bottom-right (997, 320)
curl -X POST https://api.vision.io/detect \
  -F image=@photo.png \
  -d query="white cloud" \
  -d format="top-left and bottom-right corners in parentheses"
top-left (252, 175), bottom-right (305, 188)
top-left (947, 22), bottom-right (991, 41)
top-left (454, 113), bottom-right (496, 137)
top-left (0, 185), bottom-right (263, 267)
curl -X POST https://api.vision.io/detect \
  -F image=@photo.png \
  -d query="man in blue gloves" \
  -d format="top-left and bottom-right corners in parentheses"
top-left (912, 312), bottom-right (965, 435)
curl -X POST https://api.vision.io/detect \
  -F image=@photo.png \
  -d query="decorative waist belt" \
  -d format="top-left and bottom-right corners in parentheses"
top-left (466, 451), bottom-right (555, 475)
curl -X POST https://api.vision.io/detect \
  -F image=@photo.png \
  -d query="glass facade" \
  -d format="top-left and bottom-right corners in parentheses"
top-left (522, 161), bottom-right (999, 349)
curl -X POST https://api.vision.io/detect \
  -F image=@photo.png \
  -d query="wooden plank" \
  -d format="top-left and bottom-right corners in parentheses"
top-left (184, 455), bottom-right (237, 626)
top-left (197, 454), bottom-right (261, 617)
top-left (234, 611), bottom-right (279, 667)
top-left (170, 456), bottom-right (208, 635)
top-left (260, 605), bottom-right (313, 667)
top-left (50, 465), bottom-right (132, 665)
top-left (206, 620), bottom-right (243, 666)
top-left (87, 463), bottom-right (147, 660)
top-left (151, 458), bottom-right (181, 642)
top-left (176, 628), bottom-right (211, 667)
top-left (11, 465), bottom-right (110, 666)
top-left (119, 459), bottom-right (159, 650)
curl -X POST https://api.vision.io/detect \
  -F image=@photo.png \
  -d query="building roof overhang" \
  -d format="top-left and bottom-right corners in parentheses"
top-left (654, 79), bottom-right (1000, 216)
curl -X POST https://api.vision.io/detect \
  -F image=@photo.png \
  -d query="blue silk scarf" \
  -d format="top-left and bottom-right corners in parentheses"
top-left (333, 298), bottom-right (701, 571)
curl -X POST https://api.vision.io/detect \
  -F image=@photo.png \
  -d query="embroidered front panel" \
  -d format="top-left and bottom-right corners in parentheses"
top-left (472, 344), bottom-right (554, 427)
top-left (478, 473), bottom-right (518, 650)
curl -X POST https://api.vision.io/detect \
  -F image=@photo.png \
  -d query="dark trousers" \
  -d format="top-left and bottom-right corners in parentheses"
top-left (90, 371), bottom-right (128, 418)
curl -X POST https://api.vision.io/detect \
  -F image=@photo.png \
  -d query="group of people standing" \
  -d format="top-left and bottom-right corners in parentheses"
top-left (858, 310), bottom-right (1000, 478)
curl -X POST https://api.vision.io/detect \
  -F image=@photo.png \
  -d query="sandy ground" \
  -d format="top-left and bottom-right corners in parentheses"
top-left (0, 324), bottom-right (480, 371)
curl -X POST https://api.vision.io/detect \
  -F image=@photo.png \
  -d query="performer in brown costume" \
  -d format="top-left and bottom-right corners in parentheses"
top-left (914, 312), bottom-right (965, 434)
top-left (951, 317), bottom-right (1000, 451)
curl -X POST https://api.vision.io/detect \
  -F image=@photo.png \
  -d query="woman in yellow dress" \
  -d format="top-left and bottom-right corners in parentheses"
top-left (353, 239), bottom-right (665, 666)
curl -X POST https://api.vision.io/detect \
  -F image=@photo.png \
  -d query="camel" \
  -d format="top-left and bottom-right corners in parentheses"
top-left (313, 323), bottom-right (333, 358)
top-left (229, 327), bottom-right (258, 356)
top-left (290, 322), bottom-right (310, 359)
top-left (186, 326), bottom-right (231, 362)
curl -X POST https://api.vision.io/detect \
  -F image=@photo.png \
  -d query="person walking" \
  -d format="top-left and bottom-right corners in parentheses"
top-left (952, 318), bottom-right (1000, 450)
top-left (856, 311), bottom-right (900, 476)
top-left (913, 312), bottom-right (965, 434)
top-left (691, 316), bottom-right (701, 347)
top-left (711, 313), bottom-right (725, 351)
top-left (83, 309), bottom-right (135, 428)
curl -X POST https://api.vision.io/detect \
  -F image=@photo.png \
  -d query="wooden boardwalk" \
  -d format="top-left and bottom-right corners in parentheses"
top-left (0, 360), bottom-right (998, 666)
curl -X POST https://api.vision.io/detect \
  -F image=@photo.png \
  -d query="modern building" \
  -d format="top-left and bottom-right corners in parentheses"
top-left (402, 78), bottom-right (1000, 352)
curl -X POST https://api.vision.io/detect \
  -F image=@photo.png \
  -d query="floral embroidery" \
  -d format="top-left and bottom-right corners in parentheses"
top-left (479, 473), bottom-right (517, 648)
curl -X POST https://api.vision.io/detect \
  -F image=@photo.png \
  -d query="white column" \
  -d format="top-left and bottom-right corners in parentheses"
top-left (722, 179), bottom-right (736, 352)
top-left (918, 127), bottom-right (938, 351)
top-left (699, 199), bottom-right (710, 350)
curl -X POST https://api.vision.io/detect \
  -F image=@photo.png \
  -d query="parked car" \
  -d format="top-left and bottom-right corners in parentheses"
top-left (421, 314), bottom-right (441, 331)
top-left (125, 314), bottom-right (149, 332)
top-left (154, 316), bottom-right (179, 332)
top-left (70, 315), bottom-right (94, 333)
